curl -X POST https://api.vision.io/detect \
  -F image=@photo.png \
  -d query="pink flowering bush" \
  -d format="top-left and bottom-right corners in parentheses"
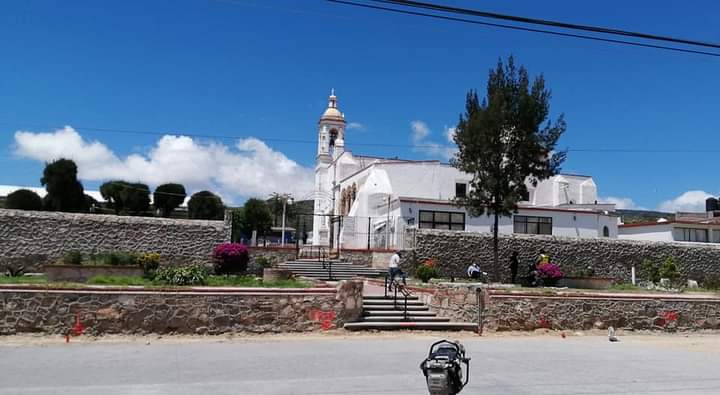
top-left (212, 243), bottom-right (249, 275)
top-left (537, 263), bottom-right (564, 280)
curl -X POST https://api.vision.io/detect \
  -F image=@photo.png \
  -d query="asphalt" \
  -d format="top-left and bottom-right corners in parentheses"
top-left (1, 334), bottom-right (719, 394)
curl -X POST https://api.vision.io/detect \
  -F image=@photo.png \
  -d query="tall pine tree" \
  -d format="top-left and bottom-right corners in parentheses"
top-left (452, 56), bottom-right (566, 281)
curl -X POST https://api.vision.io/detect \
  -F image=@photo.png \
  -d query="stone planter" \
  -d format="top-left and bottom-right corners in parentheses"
top-left (262, 267), bottom-right (291, 282)
top-left (44, 264), bottom-right (144, 282)
top-left (559, 276), bottom-right (616, 290)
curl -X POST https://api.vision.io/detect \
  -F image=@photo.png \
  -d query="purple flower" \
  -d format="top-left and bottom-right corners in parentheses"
top-left (537, 263), bottom-right (564, 280)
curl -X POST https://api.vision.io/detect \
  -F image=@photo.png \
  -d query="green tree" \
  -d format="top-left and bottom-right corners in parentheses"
top-left (239, 198), bottom-right (272, 239)
top-left (267, 192), bottom-right (296, 227)
top-left (188, 191), bottom-right (224, 220)
top-left (99, 181), bottom-right (150, 215)
top-left (154, 183), bottom-right (187, 217)
top-left (122, 183), bottom-right (151, 214)
top-left (100, 181), bottom-right (126, 214)
top-left (41, 158), bottom-right (87, 212)
top-left (5, 189), bottom-right (43, 211)
top-left (452, 56), bottom-right (566, 281)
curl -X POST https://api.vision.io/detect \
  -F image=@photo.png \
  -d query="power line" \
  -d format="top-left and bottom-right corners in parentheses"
top-left (372, 0), bottom-right (720, 50)
top-left (2, 121), bottom-right (720, 153)
top-left (327, 0), bottom-right (720, 58)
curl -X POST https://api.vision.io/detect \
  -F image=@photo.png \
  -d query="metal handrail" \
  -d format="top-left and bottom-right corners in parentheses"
top-left (298, 246), bottom-right (337, 281)
top-left (384, 273), bottom-right (412, 321)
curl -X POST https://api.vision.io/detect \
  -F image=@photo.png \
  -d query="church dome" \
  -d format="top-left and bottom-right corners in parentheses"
top-left (320, 90), bottom-right (345, 122)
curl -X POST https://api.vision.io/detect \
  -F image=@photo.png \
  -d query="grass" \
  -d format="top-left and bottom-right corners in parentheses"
top-left (0, 275), bottom-right (48, 284)
top-left (1, 274), bottom-right (311, 289)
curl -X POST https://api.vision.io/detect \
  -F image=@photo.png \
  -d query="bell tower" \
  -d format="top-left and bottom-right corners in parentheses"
top-left (317, 89), bottom-right (346, 164)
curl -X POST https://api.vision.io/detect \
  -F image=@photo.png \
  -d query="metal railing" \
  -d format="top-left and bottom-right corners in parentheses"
top-left (297, 246), bottom-right (336, 281)
top-left (384, 273), bottom-right (411, 321)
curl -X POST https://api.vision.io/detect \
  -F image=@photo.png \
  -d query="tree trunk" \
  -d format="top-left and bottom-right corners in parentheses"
top-left (492, 212), bottom-right (500, 282)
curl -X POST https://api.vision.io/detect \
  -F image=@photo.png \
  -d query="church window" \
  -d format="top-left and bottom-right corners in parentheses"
top-left (419, 210), bottom-right (465, 230)
top-left (603, 226), bottom-right (610, 237)
top-left (514, 215), bottom-right (552, 235)
top-left (455, 183), bottom-right (467, 198)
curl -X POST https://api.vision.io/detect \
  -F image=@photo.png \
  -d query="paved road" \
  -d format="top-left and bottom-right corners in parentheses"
top-left (1, 334), bottom-right (720, 394)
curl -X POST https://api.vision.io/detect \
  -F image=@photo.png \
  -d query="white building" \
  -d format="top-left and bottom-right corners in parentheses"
top-left (619, 201), bottom-right (720, 244)
top-left (311, 92), bottom-right (619, 248)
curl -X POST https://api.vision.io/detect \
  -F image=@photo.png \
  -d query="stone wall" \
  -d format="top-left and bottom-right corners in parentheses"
top-left (0, 209), bottom-right (231, 271)
top-left (484, 291), bottom-right (720, 332)
top-left (410, 283), bottom-right (720, 332)
top-left (0, 281), bottom-right (363, 335)
top-left (340, 249), bottom-right (395, 269)
top-left (407, 229), bottom-right (720, 283)
top-left (247, 247), bottom-right (298, 274)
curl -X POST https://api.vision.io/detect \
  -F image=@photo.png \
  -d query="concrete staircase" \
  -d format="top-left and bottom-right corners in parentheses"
top-left (276, 260), bottom-right (386, 281)
top-left (344, 294), bottom-right (478, 331)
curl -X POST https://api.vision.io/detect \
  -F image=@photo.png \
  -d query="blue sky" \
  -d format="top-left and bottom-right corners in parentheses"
top-left (1, 0), bottom-right (718, 209)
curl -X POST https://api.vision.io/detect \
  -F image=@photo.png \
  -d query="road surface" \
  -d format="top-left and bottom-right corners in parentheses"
top-left (1, 333), bottom-right (719, 394)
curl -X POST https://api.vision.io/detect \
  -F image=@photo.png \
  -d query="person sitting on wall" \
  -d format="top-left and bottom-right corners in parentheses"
top-left (467, 263), bottom-right (487, 281)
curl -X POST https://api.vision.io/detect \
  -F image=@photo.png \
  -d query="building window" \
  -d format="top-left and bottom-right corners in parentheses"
top-left (514, 215), bottom-right (552, 235)
top-left (455, 183), bottom-right (467, 198)
top-left (603, 226), bottom-right (610, 237)
top-left (419, 210), bottom-right (465, 230)
top-left (679, 228), bottom-right (709, 243)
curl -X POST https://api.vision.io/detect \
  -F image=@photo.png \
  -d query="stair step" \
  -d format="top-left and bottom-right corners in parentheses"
top-left (362, 299), bottom-right (425, 306)
top-left (363, 295), bottom-right (419, 301)
top-left (362, 305), bottom-right (429, 311)
top-left (363, 310), bottom-right (435, 317)
top-left (344, 322), bottom-right (478, 331)
top-left (362, 316), bottom-right (449, 323)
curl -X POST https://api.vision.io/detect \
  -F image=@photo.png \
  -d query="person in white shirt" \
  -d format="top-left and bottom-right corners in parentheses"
top-left (467, 263), bottom-right (483, 280)
top-left (388, 251), bottom-right (405, 290)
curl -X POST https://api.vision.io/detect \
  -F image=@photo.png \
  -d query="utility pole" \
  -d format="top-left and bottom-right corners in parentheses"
top-left (386, 195), bottom-right (391, 249)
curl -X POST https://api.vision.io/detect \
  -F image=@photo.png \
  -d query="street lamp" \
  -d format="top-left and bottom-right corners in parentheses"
top-left (281, 195), bottom-right (294, 247)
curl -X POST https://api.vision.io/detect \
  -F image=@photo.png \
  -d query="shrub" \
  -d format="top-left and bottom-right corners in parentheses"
top-left (92, 252), bottom-right (139, 266)
top-left (5, 189), bottom-right (43, 211)
top-left (212, 243), bottom-right (249, 275)
top-left (416, 261), bottom-right (438, 283)
top-left (154, 264), bottom-right (209, 286)
top-left (642, 258), bottom-right (661, 283)
top-left (137, 252), bottom-right (161, 278)
top-left (255, 256), bottom-right (273, 269)
top-left (537, 263), bottom-right (564, 280)
top-left (658, 257), bottom-right (680, 282)
top-left (61, 251), bottom-right (83, 265)
top-left (188, 191), bottom-right (224, 220)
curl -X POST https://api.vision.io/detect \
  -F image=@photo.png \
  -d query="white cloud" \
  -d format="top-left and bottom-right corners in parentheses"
top-left (13, 127), bottom-right (314, 204)
top-left (598, 196), bottom-right (644, 210)
top-left (444, 126), bottom-right (456, 144)
top-left (347, 122), bottom-right (365, 131)
top-left (658, 190), bottom-right (714, 213)
top-left (410, 120), bottom-right (456, 161)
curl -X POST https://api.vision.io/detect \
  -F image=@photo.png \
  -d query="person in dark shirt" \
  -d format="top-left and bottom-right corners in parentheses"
top-left (509, 251), bottom-right (519, 284)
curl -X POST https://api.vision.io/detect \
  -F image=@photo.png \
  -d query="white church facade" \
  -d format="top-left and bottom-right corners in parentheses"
top-left (311, 92), bottom-right (619, 248)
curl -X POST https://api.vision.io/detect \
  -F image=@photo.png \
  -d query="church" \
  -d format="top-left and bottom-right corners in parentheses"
top-left (311, 91), bottom-right (619, 249)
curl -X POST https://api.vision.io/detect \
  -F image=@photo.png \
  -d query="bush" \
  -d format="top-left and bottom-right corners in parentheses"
top-left (658, 257), bottom-right (681, 282)
top-left (212, 243), bottom-right (249, 275)
top-left (137, 252), bottom-right (161, 277)
top-left (255, 256), bottom-right (273, 269)
top-left (61, 251), bottom-right (83, 265)
top-left (154, 264), bottom-right (209, 286)
top-left (642, 258), bottom-right (661, 283)
top-left (537, 263), bottom-right (564, 280)
top-left (5, 189), bottom-right (43, 211)
top-left (416, 261), bottom-right (438, 283)
top-left (91, 252), bottom-right (139, 266)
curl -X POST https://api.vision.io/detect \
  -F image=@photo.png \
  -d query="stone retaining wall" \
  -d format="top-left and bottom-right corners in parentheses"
top-left (248, 247), bottom-right (298, 274)
top-left (410, 283), bottom-right (720, 332)
top-left (484, 291), bottom-right (720, 332)
top-left (0, 281), bottom-right (363, 335)
top-left (0, 209), bottom-right (231, 271)
top-left (407, 229), bottom-right (720, 283)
